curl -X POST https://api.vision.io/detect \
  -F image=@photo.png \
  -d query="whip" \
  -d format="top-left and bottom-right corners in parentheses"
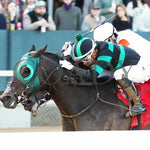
top-left (61, 14), bottom-right (116, 53)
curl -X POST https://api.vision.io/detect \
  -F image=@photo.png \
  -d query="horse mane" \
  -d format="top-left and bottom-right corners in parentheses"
top-left (42, 52), bottom-right (64, 63)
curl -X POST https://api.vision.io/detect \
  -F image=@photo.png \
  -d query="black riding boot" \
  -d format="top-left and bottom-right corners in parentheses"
top-left (117, 78), bottom-right (146, 117)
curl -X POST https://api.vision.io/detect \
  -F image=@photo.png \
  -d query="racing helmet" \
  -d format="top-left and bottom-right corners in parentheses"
top-left (93, 23), bottom-right (118, 41)
top-left (72, 33), bottom-right (96, 62)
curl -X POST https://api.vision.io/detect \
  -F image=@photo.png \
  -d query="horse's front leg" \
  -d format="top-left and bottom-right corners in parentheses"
top-left (61, 117), bottom-right (76, 131)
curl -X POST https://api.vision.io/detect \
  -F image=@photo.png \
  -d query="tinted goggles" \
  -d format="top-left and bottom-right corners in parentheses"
top-left (82, 52), bottom-right (93, 62)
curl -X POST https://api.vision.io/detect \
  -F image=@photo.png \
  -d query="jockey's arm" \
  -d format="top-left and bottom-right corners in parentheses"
top-left (59, 59), bottom-right (98, 81)
top-left (71, 66), bottom-right (98, 82)
top-left (72, 64), bottom-right (113, 83)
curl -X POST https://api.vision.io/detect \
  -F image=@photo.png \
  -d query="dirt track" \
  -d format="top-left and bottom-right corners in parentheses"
top-left (0, 126), bottom-right (62, 132)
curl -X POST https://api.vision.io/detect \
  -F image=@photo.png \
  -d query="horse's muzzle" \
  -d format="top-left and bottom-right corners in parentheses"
top-left (0, 95), bottom-right (18, 109)
top-left (22, 99), bottom-right (33, 110)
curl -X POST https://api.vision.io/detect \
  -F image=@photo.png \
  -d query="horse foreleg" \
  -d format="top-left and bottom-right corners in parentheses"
top-left (61, 117), bottom-right (76, 131)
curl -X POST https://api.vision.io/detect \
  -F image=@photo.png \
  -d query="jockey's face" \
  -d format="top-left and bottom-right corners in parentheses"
top-left (83, 59), bottom-right (94, 67)
top-left (105, 34), bottom-right (116, 43)
top-left (83, 49), bottom-right (98, 67)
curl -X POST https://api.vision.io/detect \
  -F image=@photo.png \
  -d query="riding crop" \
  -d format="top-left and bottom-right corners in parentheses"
top-left (61, 14), bottom-right (116, 53)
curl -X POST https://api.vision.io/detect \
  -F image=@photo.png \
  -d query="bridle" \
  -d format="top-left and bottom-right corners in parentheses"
top-left (20, 56), bottom-right (61, 106)
top-left (6, 81), bottom-right (21, 104)
top-left (8, 55), bottom-right (61, 106)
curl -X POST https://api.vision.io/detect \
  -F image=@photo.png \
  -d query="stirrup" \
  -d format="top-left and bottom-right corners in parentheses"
top-left (125, 105), bottom-right (146, 117)
top-left (125, 111), bottom-right (132, 117)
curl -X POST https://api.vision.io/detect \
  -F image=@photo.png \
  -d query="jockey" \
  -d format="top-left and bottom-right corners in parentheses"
top-left (93, 22), bottom-right (150, 83)
top-left (60, 33), bottom-right (146, 117)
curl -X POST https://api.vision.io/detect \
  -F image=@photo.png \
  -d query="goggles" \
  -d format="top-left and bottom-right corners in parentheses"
top-left (105, 38), bottom-right (111, 42)
top-left (105, 37), bottom-right (116, 43)
top-left (82, 51), bottom-right (93, 62)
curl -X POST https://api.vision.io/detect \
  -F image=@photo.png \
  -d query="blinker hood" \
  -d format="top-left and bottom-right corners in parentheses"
top-left (14, 51), bottom-right (40, 91)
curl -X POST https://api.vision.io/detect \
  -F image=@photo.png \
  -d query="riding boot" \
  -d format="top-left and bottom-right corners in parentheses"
top-left (117, 78), bottom-right (146, 117)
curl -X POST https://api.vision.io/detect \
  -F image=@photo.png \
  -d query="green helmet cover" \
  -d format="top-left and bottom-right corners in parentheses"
top-left (72, 33), bottom-right (95, 61)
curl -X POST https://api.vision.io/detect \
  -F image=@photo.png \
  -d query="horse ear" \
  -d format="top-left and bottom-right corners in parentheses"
top-left (28, 45), bottom-right (36, 52)
top-left (33, 45), bottom-right (47, 58)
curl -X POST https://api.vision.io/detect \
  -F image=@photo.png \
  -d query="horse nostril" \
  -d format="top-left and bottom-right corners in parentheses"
top-left (44, 92), bottom-right (51, 100)
top-left (3, 96), bottom-right (11, 100)
top-left (24, 100), bottom-right (33, 111)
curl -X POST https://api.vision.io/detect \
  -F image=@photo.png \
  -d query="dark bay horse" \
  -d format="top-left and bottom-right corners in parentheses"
top-left (1, 45), bottom-right (150, 130)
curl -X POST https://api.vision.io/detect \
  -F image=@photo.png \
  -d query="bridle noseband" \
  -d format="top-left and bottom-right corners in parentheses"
top-left (19, 56), bottom-right (61, 107)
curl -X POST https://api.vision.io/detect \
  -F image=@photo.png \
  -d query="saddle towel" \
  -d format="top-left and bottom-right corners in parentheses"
top-left (117, 79), bottom-right (150, 129)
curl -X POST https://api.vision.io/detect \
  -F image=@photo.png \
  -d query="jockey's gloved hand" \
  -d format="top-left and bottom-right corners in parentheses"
top-left (59, 60), bottom-right (74, 70)
top-left (62, 42), bottom-right (72, 56)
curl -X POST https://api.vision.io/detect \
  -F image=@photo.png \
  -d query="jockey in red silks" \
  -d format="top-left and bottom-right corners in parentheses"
top-left (93, 22), bottom-right (150, 83)
top-left (93, 22), bottom-right (150, 117)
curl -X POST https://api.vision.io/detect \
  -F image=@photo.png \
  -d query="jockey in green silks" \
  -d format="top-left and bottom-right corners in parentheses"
top-left (59, 33), bottom-right (146, 117)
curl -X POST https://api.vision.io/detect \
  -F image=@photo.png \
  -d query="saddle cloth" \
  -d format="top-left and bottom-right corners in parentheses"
top-left (116, 79), bottom-right (150, 129)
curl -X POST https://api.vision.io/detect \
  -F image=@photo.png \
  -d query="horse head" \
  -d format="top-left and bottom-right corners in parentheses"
top-left (23, 90), bottom-right (51, 117)
top-left (0, 45), bottom-right (47, 109)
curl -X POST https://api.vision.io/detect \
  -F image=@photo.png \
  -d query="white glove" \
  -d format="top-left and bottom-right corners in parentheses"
top-left (62, 42), bottom-right (72, 56)
top-left (59, 60), bottom-right (73, 70)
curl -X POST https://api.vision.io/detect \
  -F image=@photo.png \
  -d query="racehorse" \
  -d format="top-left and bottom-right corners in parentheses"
top-left (1, 45), bottom-right (150, 130)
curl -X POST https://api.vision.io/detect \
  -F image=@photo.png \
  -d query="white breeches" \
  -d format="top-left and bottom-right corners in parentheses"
top-left (114, 59), bottom-right (150, 83)
top-left (114, 66), bottom-right (133, 80)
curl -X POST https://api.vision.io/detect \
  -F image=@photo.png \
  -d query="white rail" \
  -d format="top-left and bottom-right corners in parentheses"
top-left (0, 70), bottom-right (13, 77)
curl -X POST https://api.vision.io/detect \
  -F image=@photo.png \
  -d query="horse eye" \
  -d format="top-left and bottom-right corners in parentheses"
top-left (21, 66), bottom-right (31, 78)
top-left (24, 68), bottom-right (31, 78)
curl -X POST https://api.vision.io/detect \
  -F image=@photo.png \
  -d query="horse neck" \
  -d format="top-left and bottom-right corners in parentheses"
top-left (41, 54), bottom-right (98, 116)
top-left (51, 82), bottom-right (98, 117)
top-left (40, 55), bottom-right (78, 114)
top-left (49, 70), bottom-right (79, 115)
top-left (51, 79), bottom-right (126, 118)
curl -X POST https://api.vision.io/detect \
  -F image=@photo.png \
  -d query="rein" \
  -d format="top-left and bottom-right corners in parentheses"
top-left (61, 85), bottom-right (99, 118)
top-left (39, 58), bottom-right (61, 88)
top-left (61, 84), bottom-right (129, 119)
top-left (97, 94), bottom-right (129, 111)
